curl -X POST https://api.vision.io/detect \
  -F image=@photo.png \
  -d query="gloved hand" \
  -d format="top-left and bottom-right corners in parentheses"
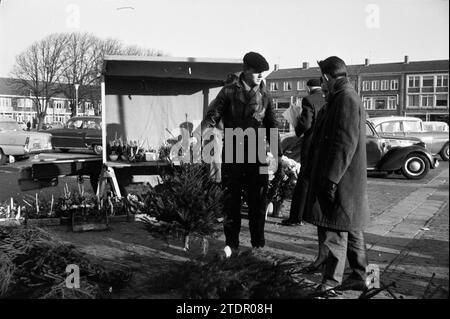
top-left (319, 179), bottom-right (337, 203)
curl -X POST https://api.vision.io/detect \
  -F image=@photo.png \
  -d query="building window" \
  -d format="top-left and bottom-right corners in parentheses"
top-left (381, 80), bottom-right (389, 90)
top-left (436, 75), bottom-right (448, 93)
top-left (17, 98), bottom-right (32, 108)
top-left (362, 81), bottom-right (370, 91)
top-left (53, 100), bottom-right (64, 111)
top-left (269, 82), bottom-right (278, 91)
top-left (388, 96), bottom-right (397, 110)
top-left (297, 80), bottom-right (306, 91)
top-left (371, 80), bottom-right (380, 91)
top-left (421, 95), bottom-right (434, 108)
top-left (283, 82), bottom-right (292, 91)
top-left (363, 97), bottom-right (373, 110)
top-left (436, 94), bottom-right (448, 108)
top-left (407, 74), bottom-right (449, 109)
top-left (390, 79), bottom-right (399, 90)
top-left (408, 76), bottom-right (420, 93)
top-left (374, 99), bottom-right (386, 110)
top-left (407, 95), bottom-right (420, 108)
top-left (0, 97), bottom-right (12, 110)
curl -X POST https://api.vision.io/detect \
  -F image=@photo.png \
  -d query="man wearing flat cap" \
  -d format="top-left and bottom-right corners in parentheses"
top-left (199, 51), bottom-right (282, 257)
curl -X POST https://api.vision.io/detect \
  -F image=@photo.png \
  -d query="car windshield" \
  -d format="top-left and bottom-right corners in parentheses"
top-left (82, 119), bottom-right (102, 129)
top-left (0, 121), bottom-right (20, 131)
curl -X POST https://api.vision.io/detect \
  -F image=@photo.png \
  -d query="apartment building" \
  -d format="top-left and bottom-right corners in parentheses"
top-left (266, 56), bottom-right (449, 127)
top-left (0, 77), bottom-right (100, 125)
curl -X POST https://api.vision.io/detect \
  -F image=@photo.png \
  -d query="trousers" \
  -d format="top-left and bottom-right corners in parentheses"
top-left (318, 227), bottom-right (368, 286)
top-left (222, 163), bottom-right (268, 249)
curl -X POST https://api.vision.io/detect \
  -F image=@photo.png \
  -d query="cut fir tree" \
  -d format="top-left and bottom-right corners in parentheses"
top-left (141, 163), bottom-right (225, 255)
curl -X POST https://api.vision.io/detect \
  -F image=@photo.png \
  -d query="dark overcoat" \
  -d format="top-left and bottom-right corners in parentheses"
top-left (302, 78), bottom-right (369, 231)
top-left (295, 88), bottom-right (326, 168)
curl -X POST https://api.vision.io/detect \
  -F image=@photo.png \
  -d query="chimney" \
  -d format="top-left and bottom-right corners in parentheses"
top-left (274, 64), bottom-right (279, 71)
top-left (364, 58), bottom-right (370, 66)
top-left (404, 55), bottom-right (409, 64)
top-left (302, 62), bottom-right (309, 69)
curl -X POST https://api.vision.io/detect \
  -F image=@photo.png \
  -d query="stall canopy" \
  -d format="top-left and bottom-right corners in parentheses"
top-left (102, 55), bottom-right (242, 151)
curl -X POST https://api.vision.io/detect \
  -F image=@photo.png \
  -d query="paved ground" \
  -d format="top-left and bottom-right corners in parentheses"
top-left (0, 157), bottom-right (448, 299)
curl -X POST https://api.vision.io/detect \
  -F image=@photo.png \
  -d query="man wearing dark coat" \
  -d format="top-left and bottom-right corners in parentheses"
top-left (199, 52), bottom-right (282, 257)
top-left (303, 56), bottom-right (370, 293)
top-left (281, 78), bottom-right (326, 227)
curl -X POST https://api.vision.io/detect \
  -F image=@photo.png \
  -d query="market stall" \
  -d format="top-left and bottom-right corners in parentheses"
top-left (100, 55), bottom-right (243, 196)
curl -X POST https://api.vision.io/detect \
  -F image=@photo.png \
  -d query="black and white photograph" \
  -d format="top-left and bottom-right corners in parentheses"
top-left (0, 0), bottom-right (448, 310)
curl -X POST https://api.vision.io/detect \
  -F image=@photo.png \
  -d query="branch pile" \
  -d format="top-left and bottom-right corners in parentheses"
top-left (147, 250), bottom-right (318, 299)
top-left (0, 226), bottom-right (131, 299)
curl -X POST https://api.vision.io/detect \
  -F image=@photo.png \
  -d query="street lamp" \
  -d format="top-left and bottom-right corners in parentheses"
top-left (74, 83), bottom-right (80, 117)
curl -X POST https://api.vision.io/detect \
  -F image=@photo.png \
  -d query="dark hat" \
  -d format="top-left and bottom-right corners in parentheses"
top-left (243, 52), bottom-right (269, 73)
top-left (306, 78), bottom-right (321, 87)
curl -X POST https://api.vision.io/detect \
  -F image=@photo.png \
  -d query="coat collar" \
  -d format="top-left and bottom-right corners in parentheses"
top-left (328, 77), bottom-right (352, 102)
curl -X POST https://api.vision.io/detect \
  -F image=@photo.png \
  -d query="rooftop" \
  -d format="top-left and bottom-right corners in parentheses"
top-left (267, 59), bottom-right (449, 80)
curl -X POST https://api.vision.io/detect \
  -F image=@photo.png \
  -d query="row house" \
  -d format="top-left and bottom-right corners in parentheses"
top-left (0, 77), bottom-right (100, 125)
top-left (266, 56), bottom-right (449, 131)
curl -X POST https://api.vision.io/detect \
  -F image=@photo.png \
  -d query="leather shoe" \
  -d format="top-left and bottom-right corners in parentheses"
top-left (300, 263), bottom-right (324, 274)
top-left (280, 219), bottom-right (304, 226)
top-left (336, 277), bottom-right (370, 291)
top-left (314, 284), bottom-right (342, 298)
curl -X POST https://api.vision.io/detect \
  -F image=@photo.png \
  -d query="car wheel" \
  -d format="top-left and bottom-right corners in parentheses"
top-left (59, 148), bottom-right (70, 153)
top-left (93, 144), bottom-right (103, 155)
top-left (0, 149), bottom-right (7, 165)
top-left (401, 153), bottom-right (430, 180)
top-left (439, 143), bottom-right (449, 161)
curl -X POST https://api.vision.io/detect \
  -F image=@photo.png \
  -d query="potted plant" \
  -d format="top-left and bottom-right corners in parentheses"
top-left (108, 140), bottom-right (120, 161)
top-left (158, 142), bottom-right (172, 163)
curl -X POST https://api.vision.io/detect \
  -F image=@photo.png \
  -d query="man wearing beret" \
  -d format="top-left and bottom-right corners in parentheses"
top-left (303, 56), bottom-right (370, 294)
top-left (200, 52), bottom-right (282, 257)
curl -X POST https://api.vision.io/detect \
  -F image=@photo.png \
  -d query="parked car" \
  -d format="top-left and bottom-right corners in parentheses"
top-left (47, 116), bottom-right (102, 155)
top-left (0, 117), bottom-right (53, 165)
top-left (281, 120), bottom-right (438, 180)
top-left (422, 121), bottom-right (449, 132)
top-left (368, 116), bottom-right (449, 161)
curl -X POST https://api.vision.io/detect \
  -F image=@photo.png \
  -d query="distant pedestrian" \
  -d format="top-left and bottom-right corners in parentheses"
top-left (281, 78), bottom-right (326, 227)
top-left (26, 121), bottom-right (31, 131)
top-left (303, 56), bottom-right (370, 294)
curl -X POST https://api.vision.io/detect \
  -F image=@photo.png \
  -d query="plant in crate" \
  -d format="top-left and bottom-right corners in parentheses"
top-left (0, 198), bottom-right (24, 225)
top-left (22, 193), bottom-right (59, 224)
top-left (141, 163), bottom-right (225, 255)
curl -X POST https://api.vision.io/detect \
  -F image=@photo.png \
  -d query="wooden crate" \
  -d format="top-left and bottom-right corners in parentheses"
top-left (108, 214), bottom-right (136, 223)
top-left (0, 218), bottom-right (24, 226)
top-left (26, 218), bottom-right (61, 227)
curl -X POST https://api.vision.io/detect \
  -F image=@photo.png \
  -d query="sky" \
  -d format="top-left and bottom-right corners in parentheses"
top-left (0, 0), bottom-right (448, 77)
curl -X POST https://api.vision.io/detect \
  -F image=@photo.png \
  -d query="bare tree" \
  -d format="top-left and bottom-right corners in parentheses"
top-left (11, 32), bottom-right (166, 122)
top-left (60, 33), bottom-right (165, 116)
top-left (10, 33), bottom-right (69, 129)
